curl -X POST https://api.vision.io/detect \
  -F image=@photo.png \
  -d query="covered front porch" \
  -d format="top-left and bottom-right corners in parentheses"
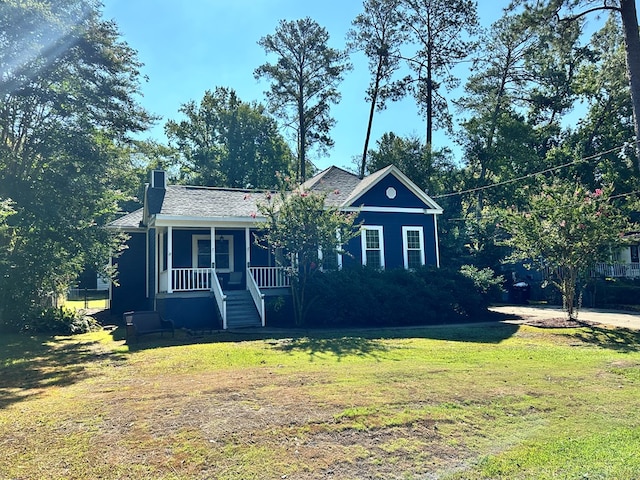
top-left (152, 225), bottom-right (290, 329)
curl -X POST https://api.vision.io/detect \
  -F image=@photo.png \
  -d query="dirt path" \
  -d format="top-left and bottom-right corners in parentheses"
top-left (491, 305), bottom-right (640, 330)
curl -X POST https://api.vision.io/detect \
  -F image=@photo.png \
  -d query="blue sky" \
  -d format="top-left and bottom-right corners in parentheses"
top-left (102, 0), bottom-right (510, 172)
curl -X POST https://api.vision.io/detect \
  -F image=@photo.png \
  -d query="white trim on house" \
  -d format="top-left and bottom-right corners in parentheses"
top-left (150, 215), bottom-right (263, 228)
top-left (342, 206), bottom-right (442, 214)
top-left (344, 166), bottom-right (443, 212)
top-left (402, 226), bottom-right (425, 269)
top-left (434, 214), bottom-right (441, 268)
top-left (361, 225), bottom-right (385, 269)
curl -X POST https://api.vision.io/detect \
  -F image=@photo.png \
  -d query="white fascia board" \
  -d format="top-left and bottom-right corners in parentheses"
top-left (152, 214), bottom-right (264, 228)
top-left (341, 206), bottom-right (443, 215)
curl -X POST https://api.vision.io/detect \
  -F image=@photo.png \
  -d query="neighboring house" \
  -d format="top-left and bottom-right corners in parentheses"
top-left (593, 234), bottom-right (640, 279)
top-left (108, 165), bottom-right (443, 329)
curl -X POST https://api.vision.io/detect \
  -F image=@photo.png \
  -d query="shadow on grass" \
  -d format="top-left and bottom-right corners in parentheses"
top-left (569, 326), bottom-right (640, 353)
top-left (119, 311), bottom-right (522, 359)
top-left (0, 333), bottom-right (127, 410)
top-left (270, 336), bottom-right (390, 361)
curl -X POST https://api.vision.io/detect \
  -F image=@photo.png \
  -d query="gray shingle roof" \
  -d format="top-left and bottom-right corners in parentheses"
top-left (301, 166), bottom-right (361, 206)
top-left (109, 165), bottom-right (442, 227)
top-left (158, 185), bottom-right (268, 218)
top-left (108, 208), bottom-right (143, 229)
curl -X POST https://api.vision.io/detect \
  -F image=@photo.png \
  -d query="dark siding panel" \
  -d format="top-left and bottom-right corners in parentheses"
top-left (345, 212), bottom-right (439, 269)
top-left (354, 175), bottom-right (429, 209)
top-left (156, 295), bottom-right (219, 330)
top-left (147, 229), bottom-right (155, 299)
top-left (111, 232), bottom-right (149, 314)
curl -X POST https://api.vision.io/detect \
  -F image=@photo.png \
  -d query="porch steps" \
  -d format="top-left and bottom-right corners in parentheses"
top-left (225, 290), bottom-right (261, 328)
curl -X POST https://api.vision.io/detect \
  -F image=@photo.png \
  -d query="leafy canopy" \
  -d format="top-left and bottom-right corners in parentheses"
top-left (165, 87), bottom-right (295, 189)
top-left (256, 178), bottom-right (360, 325)
top-left (255, 18), bottom-right (351, 181)
top-left (502, 180), bottom-right (632, 319)
top-left (0, 0), bottom-right (150, 329)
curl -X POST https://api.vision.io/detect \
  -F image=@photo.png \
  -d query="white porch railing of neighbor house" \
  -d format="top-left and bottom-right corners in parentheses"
top-left (249, 266), bottom-right (291, 288)
top-left (594, 262), bottom-right (640, 278)
top-left (171, 268), bottom-right (213, 291)
top-left (246, 267), bottom-right (265, 326)
top-left (594, 263), bottom-right (640, 278)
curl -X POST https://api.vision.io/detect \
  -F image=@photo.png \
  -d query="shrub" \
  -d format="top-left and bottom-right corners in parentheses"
top-left (304, 265), bottom-right (492, 328)
top-left (21, 307), bottom-right (102, 335)
top-left (459, 265), bottom-right (505, 302)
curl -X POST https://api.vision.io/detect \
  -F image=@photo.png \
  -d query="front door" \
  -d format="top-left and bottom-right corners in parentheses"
top-left (192, 234), bottom-right (234, 272)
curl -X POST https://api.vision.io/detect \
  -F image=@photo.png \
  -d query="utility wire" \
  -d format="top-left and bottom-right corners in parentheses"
top-left (433, 144), bottom-right (629, 199)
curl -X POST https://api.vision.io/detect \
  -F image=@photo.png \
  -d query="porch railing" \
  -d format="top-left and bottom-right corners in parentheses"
top-left (171, 268), bottom-right (213, 292)
top-left (211, 270), bottom-right (227, 329)
top-left (593, 262), bottom-right (640, 278)
top-left (246, 267), bottom-right (265, 327)
top-left (249, 266), bottom-right (291, 289)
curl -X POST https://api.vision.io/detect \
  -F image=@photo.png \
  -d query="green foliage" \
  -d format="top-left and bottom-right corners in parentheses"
top-left (0, 0), bottom-right (150, 329)
top-left (401, 0), bottom-right (480, 145)
top-left (165, 87), bottom-right (295, 189)
top-left (256, 180), bottom-right (360, 326)
top-left (459, 264), bottom-right (505, 301)
top-left (304, 265), bottom-right (491, 328)
top-left (255, 18), bottom-right (351, 181)
top-left (22, 307), bottom-right (101, 335)
top-left (502, 180), bottom-right (632, 319)
top-left (347, 0), bottom-right (407, 177)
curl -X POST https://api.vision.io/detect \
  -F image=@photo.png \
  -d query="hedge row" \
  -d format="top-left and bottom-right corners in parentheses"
top-left (266, 266), bottom-right (496, 328)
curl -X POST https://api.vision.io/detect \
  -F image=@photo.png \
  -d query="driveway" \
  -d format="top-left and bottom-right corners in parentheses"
top-left (490, 305), bottom-right (640, 330)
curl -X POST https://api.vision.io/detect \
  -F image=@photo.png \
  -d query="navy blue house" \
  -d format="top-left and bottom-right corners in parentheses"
top-left (108, 165), bottom-right (443, 329)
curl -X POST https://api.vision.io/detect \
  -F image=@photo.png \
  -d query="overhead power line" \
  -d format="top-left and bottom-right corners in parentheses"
top-left (433, 144), bottom-right (630, 199)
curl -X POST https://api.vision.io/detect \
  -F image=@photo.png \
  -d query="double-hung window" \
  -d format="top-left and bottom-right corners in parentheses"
top-left (361, 226), bottom-right (385, 269)
top-left (402, 226), bottom-right (425, 269)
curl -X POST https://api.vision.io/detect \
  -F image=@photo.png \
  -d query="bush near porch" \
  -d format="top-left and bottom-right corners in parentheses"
top-left (267, 266), bottom-right (501, 328)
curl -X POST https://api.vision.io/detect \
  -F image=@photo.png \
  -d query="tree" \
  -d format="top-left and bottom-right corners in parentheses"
top-left (347, 0), bottom-right (407, 178)
top-left (366, 132), bottom-right (455, 195)
top-left (569, 15), bottom-right (640, 193)
top-left (255, 18), bottom-right (351, 182)
top-left (458, 11), bottom-right (584, 215)
top-left (0, 0), bottom-right (151, 328)
top-left (515, 0), bottom-right (640, 168)
top-left (256, 180), bottom-right (359, 325)
top-left (502, 181), bottom-right (631, 320)
top-left (400, 0), bottom-right (479, 146)
top-left (165, 87), bottom-right (295, 189)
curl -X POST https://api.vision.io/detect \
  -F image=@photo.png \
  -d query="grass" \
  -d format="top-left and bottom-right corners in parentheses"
top-left (1, 319), bottom-right (639, 479)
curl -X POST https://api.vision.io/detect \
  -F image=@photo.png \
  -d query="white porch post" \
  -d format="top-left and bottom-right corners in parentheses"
top-left (210, 226), bottom-right (216, 270)
top-left (210, 226), bottom-right (216, 292)
top-left (245, 227), bottom-right (251, 267)
top-left (167, 226), bottom-right (173, 293)
top-left (154, 229), bottom-right (159, 294)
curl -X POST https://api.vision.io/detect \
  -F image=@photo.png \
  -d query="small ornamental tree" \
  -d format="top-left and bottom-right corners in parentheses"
top-left (256, 178), bottom-right (360, 325)
top-left (502, 181), bottom-right (631, 320)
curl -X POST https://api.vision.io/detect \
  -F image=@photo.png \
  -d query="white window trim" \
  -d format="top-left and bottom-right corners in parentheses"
top-left (402, 226), bottom-right (425, 269)
top-left (361, 226), bottom-right (385, 269)
top-left (192, 234), bottom-right (234, 273)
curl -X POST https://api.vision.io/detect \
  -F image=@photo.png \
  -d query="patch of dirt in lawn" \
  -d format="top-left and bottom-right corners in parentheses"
top-left (89, 369), bottom-right (475, 479)
top-left (521, 316), bottom-right (594, 329)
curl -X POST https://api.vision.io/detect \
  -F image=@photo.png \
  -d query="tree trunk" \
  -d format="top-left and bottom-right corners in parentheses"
top-left (620, 0), bottom-right (640, 167)
top-left (360, 55), bottom-right (385, 179)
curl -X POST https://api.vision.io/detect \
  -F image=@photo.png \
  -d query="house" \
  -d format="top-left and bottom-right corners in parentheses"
top-left (108, 165), bottom-right (443, 329)
top-left (593, 234), bottom-right (640, 279)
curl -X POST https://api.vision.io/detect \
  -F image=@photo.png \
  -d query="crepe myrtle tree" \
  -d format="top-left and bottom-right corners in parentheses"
top-left (501, 180), bottom-right (631, 320)
top-left (255, 176), bottom-right (360, 326)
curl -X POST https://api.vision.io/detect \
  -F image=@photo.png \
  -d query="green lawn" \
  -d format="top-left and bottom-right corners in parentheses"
top-left (1, 320), bottom-right (639, 479)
